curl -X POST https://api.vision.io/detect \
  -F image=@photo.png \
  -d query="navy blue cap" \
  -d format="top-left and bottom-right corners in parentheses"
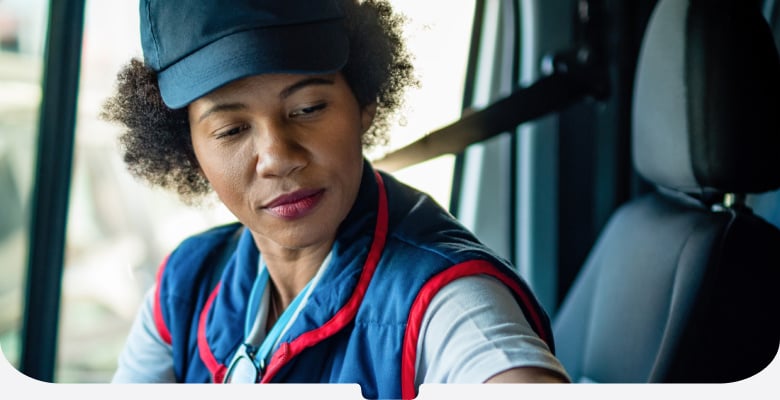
top-left (140, 0), bottom-right (350, 109)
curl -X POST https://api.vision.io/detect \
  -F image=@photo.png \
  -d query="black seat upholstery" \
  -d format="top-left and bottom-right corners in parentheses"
top-left (552, 0), bottom-right (780, 383)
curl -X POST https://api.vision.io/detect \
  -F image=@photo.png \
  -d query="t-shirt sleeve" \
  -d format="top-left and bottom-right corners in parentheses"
top-left (414, 274), bottom-right (570, 385)
top-left (111, 285), bottom-right (176, 383)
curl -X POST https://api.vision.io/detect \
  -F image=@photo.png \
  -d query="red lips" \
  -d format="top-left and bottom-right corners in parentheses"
top-left (263, 188), bottom-right (325, 219)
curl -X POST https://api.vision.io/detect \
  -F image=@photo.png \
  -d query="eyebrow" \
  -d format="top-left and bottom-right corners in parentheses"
top-left (278, 76), bottom-right (335, 99)
top-left (196, 76), bottom-right (336, 123)
top-left (196, 103), bottom-right (247, 123)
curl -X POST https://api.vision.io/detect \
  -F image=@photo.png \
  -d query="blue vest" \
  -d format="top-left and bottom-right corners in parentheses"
top-left (152, 162), bottom-right (554, 399)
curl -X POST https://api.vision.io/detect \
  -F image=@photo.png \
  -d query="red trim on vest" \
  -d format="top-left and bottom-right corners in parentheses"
top-left (153, 255), bottom-right (172, 345)
top-left (197, 283), bottom-right (228, 383)
top-left (261, 170), bottom-right (389, 383)
top-left (400, 260), bottom-right (551, 400)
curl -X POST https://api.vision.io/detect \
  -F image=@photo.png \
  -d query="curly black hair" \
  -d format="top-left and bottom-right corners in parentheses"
top-left (101, 0), bottom-right (416, 204)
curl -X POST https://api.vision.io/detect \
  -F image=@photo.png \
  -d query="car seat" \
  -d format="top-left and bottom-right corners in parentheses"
top-left (551, 0), bottom-right (780, 383)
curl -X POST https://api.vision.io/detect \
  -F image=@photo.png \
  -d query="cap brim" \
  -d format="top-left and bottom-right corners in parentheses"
top-left (157, 19), bottom-right (349, 109)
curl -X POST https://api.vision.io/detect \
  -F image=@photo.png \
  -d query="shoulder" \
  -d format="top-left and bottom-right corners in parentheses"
top-left (157, 221), bottom-right (243, 299)
top-left (378, 171), bottom-right (504, 267)
top-left (151, 221), bottom-right (243, 350)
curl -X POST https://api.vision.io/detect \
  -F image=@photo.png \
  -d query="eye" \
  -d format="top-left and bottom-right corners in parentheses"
top-left (214, 123), bottom-right (250, 139)
top-left (289, 102), bottom-right (327, 118)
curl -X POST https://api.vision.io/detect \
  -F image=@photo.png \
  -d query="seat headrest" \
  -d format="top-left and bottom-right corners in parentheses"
top-left (632, 0), bottom-right (780, 196)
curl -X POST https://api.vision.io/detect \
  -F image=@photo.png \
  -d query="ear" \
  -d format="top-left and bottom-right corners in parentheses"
top-left (360, 102), bottom-right (377, 133)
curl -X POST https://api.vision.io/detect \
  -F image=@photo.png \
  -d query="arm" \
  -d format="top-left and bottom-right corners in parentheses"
top-left (485, 366), bottom-right (570, 383)
top-left (112, 285), bottom-right (177, 383)
top-left (416, 275), bottom-right (571, 385)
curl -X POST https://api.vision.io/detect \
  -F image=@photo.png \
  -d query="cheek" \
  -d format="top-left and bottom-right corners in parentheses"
top-left (191, 139), bottom-right (247, 201)
top-left (318, 125), bottom-right (364, 181)
top-left (331, 124), bottom-right (365, 195)
top-left (330, 116), bottom-right (365, 158)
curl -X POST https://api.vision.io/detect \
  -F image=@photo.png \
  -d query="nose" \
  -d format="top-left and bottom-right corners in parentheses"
top-left (253, 122), bottom-right (307, 178)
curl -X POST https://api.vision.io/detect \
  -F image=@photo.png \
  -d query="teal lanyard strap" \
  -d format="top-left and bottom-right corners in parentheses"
top-left (244, 267), bottom-right (268, 339)
top-left (244, 263), bottom-right (314, 371)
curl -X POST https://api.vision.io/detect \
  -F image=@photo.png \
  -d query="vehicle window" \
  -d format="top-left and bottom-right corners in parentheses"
top-left (0, 0), bottom-right (48, 370)
top-left (368, 0), bottom-right (475, 210)
top-left (54, 0), bottom-right (237, 382)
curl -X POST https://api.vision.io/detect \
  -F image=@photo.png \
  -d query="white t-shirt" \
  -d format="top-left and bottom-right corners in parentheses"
top-left (112, 273), bottom-right (569, 385)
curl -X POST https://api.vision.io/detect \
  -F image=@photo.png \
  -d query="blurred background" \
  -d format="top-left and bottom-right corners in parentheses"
top-left (0, 0), bottom-right (474, 382)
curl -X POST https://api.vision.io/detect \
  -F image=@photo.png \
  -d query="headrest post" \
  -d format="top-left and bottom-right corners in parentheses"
top-left (712, 193), bottom-right (747, 212)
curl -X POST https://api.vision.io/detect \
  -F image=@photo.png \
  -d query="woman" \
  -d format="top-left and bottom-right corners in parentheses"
top-left (103, 0), bottom-right (570, 397)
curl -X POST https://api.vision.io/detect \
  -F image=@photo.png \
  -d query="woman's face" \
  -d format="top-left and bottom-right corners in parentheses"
top-left (188, 73), bottom-right (374, 256)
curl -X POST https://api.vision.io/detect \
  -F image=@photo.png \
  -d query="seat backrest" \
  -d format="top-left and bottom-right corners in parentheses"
top-left (552, 0), bottom-right (780, 383)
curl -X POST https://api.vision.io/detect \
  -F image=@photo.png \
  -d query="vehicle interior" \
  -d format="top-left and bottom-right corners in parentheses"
top-left (0, 0), bottom-right (778, 396)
